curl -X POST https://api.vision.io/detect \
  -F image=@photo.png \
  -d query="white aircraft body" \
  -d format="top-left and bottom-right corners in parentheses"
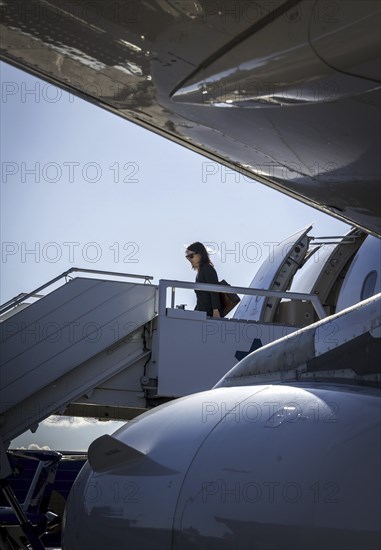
top-left (0, 1), bottom-right (380, 549)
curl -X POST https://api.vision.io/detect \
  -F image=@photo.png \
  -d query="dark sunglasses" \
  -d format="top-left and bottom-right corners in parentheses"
top-left (186, 253), bottom-right (197, 259)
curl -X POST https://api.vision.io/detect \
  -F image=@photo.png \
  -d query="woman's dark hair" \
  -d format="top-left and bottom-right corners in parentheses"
top-left (187, 242), bottom-right (214, 267)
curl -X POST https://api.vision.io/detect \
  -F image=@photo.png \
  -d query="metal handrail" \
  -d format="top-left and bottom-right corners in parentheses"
top-left (158, 279), bottom-right (327, 320)
top-left (0, 268), bottom-right (154, 316)
top-left (0, 293), bottom-right (29, 311)
top-left (1, 272), bottom-right (327, 320)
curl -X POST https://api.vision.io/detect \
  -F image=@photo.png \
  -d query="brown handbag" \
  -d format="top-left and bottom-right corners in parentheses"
top-left (219, 279), bottom-right (241, 317)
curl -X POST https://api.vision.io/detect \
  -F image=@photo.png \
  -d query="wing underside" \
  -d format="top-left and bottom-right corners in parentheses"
top-left (1, 0), bottom-right (380, 234)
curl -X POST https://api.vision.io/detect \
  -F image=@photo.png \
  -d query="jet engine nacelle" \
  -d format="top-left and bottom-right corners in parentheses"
top-left (63, 383), bottom-right (381, 550)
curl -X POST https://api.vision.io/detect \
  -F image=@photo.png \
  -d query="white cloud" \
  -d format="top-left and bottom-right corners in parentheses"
top-left (43, 416), bottom-right (100, 428)
top-left (42, 415), bottom-right (123, 429)
top-left (27, 443), bottom-right (52, 450)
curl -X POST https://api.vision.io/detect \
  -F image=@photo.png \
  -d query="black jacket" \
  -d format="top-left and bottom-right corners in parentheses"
top-left (195, 263), bottom-right (221, 315)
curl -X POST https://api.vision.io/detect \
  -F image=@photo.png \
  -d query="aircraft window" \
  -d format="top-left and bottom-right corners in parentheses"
top-left (361, 271), bottom-right (377, 300)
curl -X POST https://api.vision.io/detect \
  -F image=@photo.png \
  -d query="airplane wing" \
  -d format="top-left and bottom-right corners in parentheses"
top-left (1, 0), bottom-right (380, 235)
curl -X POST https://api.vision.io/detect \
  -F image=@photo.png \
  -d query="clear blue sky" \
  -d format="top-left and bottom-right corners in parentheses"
top-left (1, 61), bottom-right (350, 449)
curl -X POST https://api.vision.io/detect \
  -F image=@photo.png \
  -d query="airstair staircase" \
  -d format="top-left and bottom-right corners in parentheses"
top-left (0, 270), bottom-right (156, 464)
